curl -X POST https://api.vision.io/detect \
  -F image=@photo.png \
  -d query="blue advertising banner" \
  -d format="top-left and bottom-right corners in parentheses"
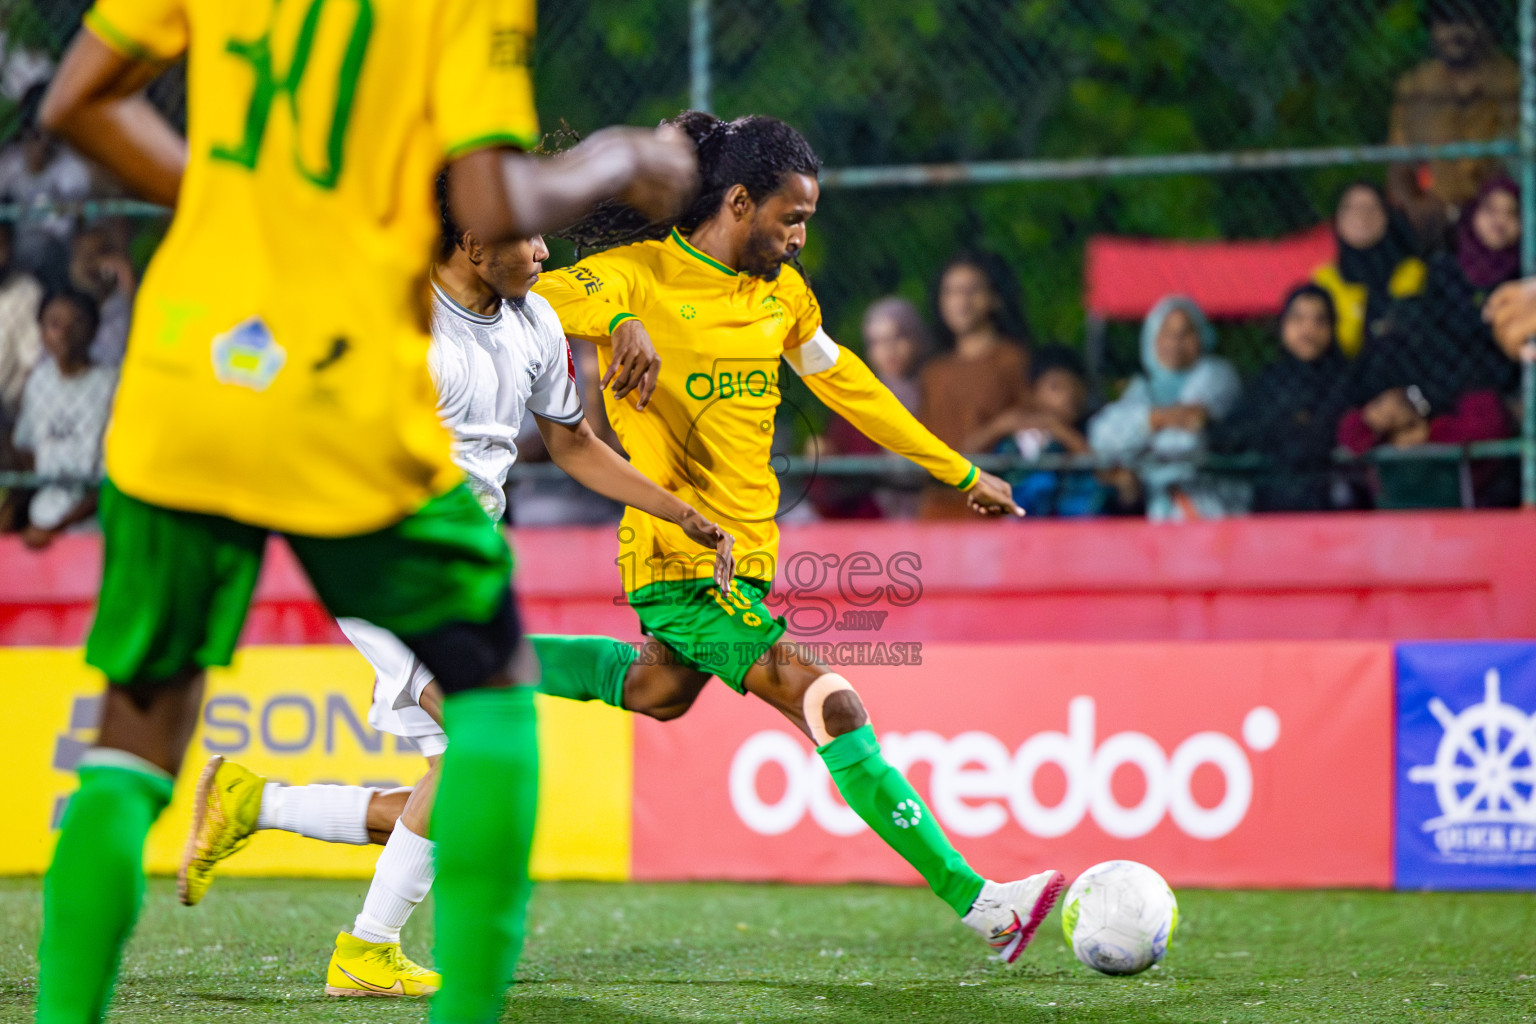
top-left (1396, 642), bottom-right (1536, 890)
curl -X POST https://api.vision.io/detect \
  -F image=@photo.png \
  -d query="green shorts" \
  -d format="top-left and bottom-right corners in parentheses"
top-left (86, 479), bottom-right (513, 686)
top-left (627, 577), bottom-right (787, 693)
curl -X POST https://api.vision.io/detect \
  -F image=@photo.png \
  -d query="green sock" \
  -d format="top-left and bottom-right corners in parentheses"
top-left (819, 725), bottom-right (984, 917)
top-left (529, 634), bottom-right (636, 709)
top-left (37, 750), bottom-right (173, 1024)
top-left (431, 686), bottom-right (539, 1024)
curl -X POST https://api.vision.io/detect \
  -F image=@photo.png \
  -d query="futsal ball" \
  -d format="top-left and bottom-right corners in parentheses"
top-left (1061, 860), bottom-right (1178, 976)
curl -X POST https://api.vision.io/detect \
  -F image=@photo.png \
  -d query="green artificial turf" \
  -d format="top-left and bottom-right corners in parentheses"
top-left (0, 878), bottom-right (1532, 1023)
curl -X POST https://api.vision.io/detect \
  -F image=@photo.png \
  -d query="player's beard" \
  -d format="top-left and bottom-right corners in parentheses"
top-left (739, 228), bottom-right (789, 280)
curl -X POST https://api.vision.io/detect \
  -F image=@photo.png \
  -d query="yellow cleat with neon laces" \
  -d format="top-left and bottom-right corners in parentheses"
top-left (325, 931), bottom-right (441, 997)
top-left (177, 755), bottom-right (263, 907)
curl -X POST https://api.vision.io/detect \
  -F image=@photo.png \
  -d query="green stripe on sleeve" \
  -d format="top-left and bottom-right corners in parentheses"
top-left (83, 9), bottom-right (161, 62)
top-left (608, 312), bottom-right (638, 333)
top-left (956, 464), bottom-right (979, 491)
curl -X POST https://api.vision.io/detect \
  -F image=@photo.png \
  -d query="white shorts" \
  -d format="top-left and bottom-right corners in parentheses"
top-left (337, 617), bottom-right (448, 759)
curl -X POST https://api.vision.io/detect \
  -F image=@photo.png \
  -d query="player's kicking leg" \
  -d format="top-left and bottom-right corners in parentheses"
top-left (532, 605), bottom-right (1065, 963)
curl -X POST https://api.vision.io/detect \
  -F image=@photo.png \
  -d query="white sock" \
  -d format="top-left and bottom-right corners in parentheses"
top-left (254, 782), bottom-right (373, 845)
top-left (351, 820), bottom-right (436, 944)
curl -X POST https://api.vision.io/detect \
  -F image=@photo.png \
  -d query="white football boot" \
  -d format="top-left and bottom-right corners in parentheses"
top-left (961, 870), bottom-right (1067, 963)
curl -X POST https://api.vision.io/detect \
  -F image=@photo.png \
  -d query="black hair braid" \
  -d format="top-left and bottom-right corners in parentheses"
top-left (557, 110), bottom-right (820, 255)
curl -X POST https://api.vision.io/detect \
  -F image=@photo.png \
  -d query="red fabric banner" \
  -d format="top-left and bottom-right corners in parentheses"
top-left (1085, 225), bottom-right (1336, 320)
top-left (632, 642), bottom-right (1394, 889)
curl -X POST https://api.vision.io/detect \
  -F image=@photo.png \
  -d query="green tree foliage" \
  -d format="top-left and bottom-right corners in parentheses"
top-left (534, 0), bottom-right (1515, 367)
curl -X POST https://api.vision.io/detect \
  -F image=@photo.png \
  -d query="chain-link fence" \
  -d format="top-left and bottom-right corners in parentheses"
top-left (0, 0), bottom-right (1531, 531)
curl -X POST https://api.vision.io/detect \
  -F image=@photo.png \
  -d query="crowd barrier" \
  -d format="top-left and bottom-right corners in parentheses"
top-left (4, 514), bottom-right (1533, 890)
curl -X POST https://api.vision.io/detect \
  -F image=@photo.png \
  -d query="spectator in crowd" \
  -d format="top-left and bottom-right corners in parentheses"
top-left (1408, 175), bottom-right (1522, 396)
top-left (917, 250), bottom-right (1032, 518)
top-left (1387, 0), bottom-right (1519, 249)
top-left (981, 345), bottom-right (1121, 518)
top-left (1211, 284), bottom-right (1356, 512)
top-left (1089, 295), bottom-right (1246, 521)
top-left (1314, 182), bottom-right (1427, 359)
top-left (808, 296), bottom-right (931, 519)
top-left (1337, 355), bottom-right (1513, 509)
top-left (0, 218), bottom-right (42, 433)
top-left (2, 289), bottom-right (116, 548)
top-left (67, 223), bottom-right (136, 366)
top-left (0, 85), bottom-right (92, 289)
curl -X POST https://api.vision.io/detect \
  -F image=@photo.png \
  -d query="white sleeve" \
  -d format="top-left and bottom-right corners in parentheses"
top-left (783, 326), bottom-right (840, 377)
top-left (527, 310), bottom-right (584, 425)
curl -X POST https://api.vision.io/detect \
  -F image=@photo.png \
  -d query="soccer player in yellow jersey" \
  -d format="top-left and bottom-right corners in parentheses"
top-left (35, 3), bottom-right (697, 1022)
top-left (532, 112), bottom-right (1067, 962)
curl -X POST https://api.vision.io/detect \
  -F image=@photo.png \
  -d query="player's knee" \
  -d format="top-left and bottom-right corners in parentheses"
top-left (623, 664), bottom-right (704, 721)
top-left (403, 590), bottom-right (524, 695)
top-left (802, 673), bottom-right (868, 744)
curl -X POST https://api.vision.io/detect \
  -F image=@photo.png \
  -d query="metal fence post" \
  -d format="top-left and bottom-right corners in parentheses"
top-left (690, 0), bottom-right (712, 114)
top-left (1522, 0), bottom-right (1535, 506)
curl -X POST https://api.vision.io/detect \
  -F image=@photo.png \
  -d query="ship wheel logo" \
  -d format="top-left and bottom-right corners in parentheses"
top-left (1407, 668), bottom-right (1536, 830)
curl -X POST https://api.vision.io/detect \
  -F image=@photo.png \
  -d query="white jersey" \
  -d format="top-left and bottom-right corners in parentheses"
top-left (338, 280), bottom-right (583, 757)
top-left (428, 279), bottom-right (583, 521)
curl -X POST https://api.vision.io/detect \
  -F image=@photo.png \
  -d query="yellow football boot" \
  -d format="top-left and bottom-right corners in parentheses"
top-left (177, 755), bottom-right (264, 906)
top-left (325, 931), bottom-right (441, 997)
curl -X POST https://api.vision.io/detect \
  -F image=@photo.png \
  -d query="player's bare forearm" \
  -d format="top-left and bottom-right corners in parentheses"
top-left (41, 32), bottom-right (185, 207)
top-left (448, 125), bottom-right (697, 245)
top-left (537, 414), bottom-right (736, 587)
top-left (538, 415), bottom-right (692, 522)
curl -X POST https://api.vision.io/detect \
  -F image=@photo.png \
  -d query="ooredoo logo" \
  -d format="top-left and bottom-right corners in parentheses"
top-left (728, 697), bottom-right (1281, 841)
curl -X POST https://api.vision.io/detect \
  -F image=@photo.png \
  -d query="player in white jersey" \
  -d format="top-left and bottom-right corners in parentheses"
top-left (178, 170), bottom-right (735, 997)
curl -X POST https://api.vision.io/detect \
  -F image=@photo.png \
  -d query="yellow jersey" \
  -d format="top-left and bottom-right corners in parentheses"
top-left (85, 0), bottom-right (539, 535)
top-left (535, 228), bottom-right (975, 589)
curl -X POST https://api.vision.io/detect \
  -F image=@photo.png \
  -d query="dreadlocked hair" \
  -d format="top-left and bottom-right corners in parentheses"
top-left (556, 111), bottom-right (821, 255)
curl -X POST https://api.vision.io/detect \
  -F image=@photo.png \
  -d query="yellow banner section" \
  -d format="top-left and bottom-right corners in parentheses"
top-left (3, 647), bottom-right (631, 880)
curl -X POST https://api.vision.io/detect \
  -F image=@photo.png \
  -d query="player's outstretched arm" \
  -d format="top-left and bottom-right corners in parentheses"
top-left (1486, 278), bottom-right (1536, 360)
top-left (787, 330), bottom-right (1024, 517)
top-left (41, 30), bottom-right (186, 207)
top-left (534, 413), bottom-right (736, 590)
top-left (448, 125), bottom-right (697, 250)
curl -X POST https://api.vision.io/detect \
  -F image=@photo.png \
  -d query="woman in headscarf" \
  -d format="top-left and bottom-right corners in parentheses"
top-left (1408, 175), bottom-right (1522, 396)
top-left (1211, 284), bottom-right (1356, 512)
top-left (1088, 295), bottom-right (1246, 520)
top-left (1313, 182), bottom-right (1428, 358)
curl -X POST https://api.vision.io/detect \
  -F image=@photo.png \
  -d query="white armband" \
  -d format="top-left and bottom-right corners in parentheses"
top-left (783, 326), bottom-right (840, 377)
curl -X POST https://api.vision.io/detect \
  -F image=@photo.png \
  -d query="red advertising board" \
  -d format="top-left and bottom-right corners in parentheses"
top-left (632, 642), bottom-right (1394, 889)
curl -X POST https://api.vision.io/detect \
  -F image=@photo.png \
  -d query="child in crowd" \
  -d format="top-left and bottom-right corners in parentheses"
top-left (1089, 295), bottom-right (1246, 521)
top-left (3, 288), bottom-right (116, 548)
top-left (987, 345), bottom-right (1118, 517)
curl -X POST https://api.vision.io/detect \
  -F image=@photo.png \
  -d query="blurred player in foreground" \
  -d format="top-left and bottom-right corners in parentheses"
top-left (195, 112), bottom-right (1066, 967)
top-left (179, 172), bottom-right (734, 996)
top-left (36, 2), bottom-right (696, 1022)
